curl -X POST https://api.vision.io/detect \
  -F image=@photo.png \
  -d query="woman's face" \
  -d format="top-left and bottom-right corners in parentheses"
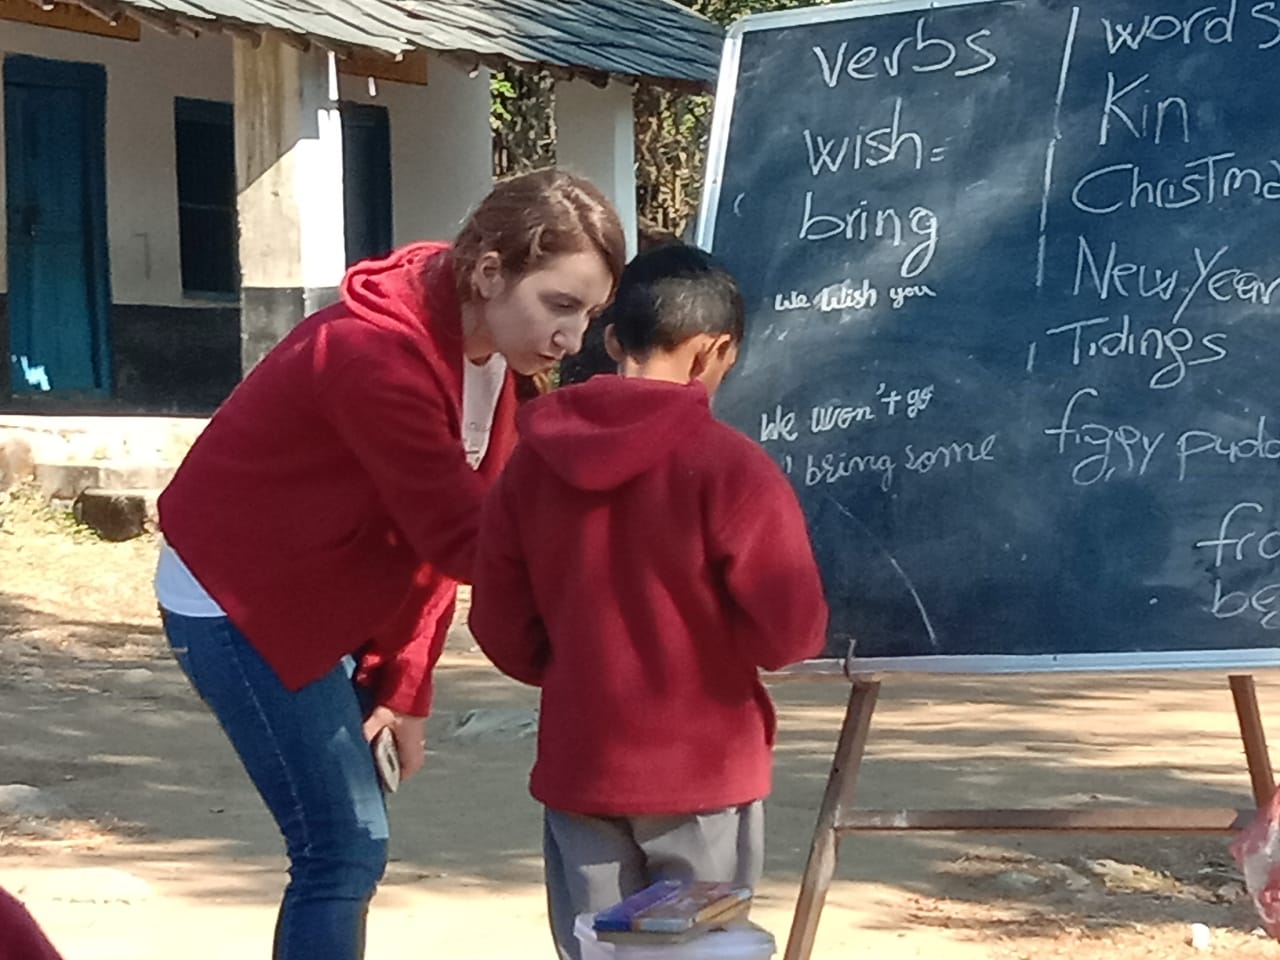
top-left (473, 250), bottom-right (615, 376)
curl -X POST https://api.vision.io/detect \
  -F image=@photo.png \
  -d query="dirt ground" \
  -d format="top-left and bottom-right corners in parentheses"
top-left (2, 485), bottom-right (1279, 960)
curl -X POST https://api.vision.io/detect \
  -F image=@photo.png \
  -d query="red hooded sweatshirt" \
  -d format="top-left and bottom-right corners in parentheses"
top-left (470, 376), bottom-right (828, 815)
top-left (0, 888), bottom-right (63, 960)
top-left (158, 243), bottom-right (516, 714)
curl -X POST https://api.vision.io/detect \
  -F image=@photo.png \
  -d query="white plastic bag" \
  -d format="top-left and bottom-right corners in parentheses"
top-left (1229, 787), bottom-right (1280, 939)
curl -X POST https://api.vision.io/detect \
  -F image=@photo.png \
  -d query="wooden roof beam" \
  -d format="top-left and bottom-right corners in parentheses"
top-left (128, 5), bottom-right (199, 38)
top-left (203, 17), bottom-right (264, 47)
top-left (441, 48), bottom-right (703, 94)
top-left (269, 27), bottom-right (310, 52)
top-left (67, 0), bottom-right (130, 27)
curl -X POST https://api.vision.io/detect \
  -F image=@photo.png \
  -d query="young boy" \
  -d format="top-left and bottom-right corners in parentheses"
top-left (469, 243), bottom-right (828, 960)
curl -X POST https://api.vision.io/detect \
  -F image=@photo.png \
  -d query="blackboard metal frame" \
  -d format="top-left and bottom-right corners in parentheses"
top-left (695, 0), bottom-right (1280, 676)
top-left (784, 648), bottom-right (1280, 676)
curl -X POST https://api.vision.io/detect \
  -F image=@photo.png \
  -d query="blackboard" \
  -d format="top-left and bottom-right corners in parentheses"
top-left (696, 0), bottom-right (1280, 671)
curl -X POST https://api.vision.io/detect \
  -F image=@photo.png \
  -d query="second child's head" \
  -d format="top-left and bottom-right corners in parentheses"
top-left (604, 244), bottom-right (744, 394)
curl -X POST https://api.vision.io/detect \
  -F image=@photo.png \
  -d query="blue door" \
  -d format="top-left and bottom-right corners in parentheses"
top-left (341, 102), bottom-right (392, 266)
top-left (4, 55), bottom-right (110, 394)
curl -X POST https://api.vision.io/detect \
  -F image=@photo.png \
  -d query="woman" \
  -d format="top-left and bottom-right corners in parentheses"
top-left (154, 169), bottom-right (626, 959)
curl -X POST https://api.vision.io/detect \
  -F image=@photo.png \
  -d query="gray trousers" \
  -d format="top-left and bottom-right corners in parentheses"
top-left (543, 802), bottom-right (765, 960)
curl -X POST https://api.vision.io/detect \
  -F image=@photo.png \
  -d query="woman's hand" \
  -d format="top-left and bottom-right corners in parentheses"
top-left (362, 705), bottom-right (428, 782)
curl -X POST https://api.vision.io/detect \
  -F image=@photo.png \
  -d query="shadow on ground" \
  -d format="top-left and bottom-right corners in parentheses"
top-left (1, 587), bottom-right (1275, 940)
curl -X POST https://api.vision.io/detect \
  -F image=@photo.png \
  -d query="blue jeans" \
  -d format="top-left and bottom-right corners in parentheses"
top-left (160, 611), bottom-right (388, 960)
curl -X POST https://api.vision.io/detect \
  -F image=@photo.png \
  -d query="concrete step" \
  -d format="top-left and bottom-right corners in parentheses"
top-left (1, 416), bottom-right (199, 499)
top-left (0, 415), bottom-right (207, 467)
top-left (33, 463), bottom-right (175, 503)
top-left (72, 489), bottom-right (162, 542)
top-left (0, 434), bottom-right (35, 489)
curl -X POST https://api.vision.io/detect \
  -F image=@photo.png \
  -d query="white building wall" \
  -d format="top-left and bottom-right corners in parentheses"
top-left (555, 79), bottom-right (639, 257)
top-left (2, 25), bottom-right (629, 304)
top-left (0, 22), bottom-right (233, 305)
top-left (338, 58), bottom-right (493, 245)
top-left (0, 24), bottom-right (497, 303)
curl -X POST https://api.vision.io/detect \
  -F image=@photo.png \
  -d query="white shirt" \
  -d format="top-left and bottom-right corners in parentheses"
top-left (462, 353), bottom-right (508, 468)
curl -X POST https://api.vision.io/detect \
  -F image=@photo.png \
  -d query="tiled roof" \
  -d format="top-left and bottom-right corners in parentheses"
top-left (113, 0), bottom-right (722, 88)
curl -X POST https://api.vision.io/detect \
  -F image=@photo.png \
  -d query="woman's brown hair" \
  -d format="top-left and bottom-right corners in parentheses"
top-left (453, 168), bottom-right (627, 301)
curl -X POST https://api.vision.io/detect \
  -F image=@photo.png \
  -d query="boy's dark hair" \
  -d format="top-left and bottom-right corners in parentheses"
top-left (607, 244), bottom-right (745, 357)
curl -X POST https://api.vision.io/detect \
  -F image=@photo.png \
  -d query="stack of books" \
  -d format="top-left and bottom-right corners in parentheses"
top-left (592, 880), bottom-right (753, 945)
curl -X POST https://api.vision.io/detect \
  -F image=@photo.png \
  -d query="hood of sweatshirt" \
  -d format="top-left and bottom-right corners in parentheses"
top-left (341, 241), bottom-right (461, 335)
top-left (518, 376), bottom-right (711, 492)
top-left (338, 240), bottom-right (466, 407)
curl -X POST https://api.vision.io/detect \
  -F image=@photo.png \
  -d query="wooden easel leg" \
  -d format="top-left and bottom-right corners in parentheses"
top-left (783, 680), bottom-right (880, 960)
top-left (1229, 674), bottom-right (1275, 807)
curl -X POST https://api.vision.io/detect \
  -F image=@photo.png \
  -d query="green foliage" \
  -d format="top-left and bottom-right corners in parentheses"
top-left (487, 1), bottom-right (841, 231)
top-left (634, 1), bottom-right (841, 236)
top-left (490, 73), bottom-right (517, 124)
top-left (490, 67), bottom-right (555, 177)
top-left (689, 0), bottom-right (832, 27)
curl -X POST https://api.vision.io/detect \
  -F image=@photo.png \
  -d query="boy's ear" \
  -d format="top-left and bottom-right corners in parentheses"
top-left (713, 333), bottom-right (739, 366)
top-left (604, 324), bottom-right (626, 364)
top-left (470, 251), bottom-right (505, 300)
top-left (687, 334), bottom-right (717, 379)
top-left (688, 334), bottom-right (737, 380)
top-left (688, 333), bottom-right (740, 392)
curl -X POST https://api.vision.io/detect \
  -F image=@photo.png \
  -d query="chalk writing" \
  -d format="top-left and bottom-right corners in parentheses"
top-left (815, 278), bottom-right (879, 313)
top-left (890, 284), bottom-right (936, 309)
top-left (774, 279), bottom-right (879, 313)
top-left (773, 279), bottom-right (938, 314)
top-left (802, 100), bottom-right (945, 176)
top-left (1072, 152), bottom-right (1280, 214)
top-left (1207, 578), bottom-right (1280, 629)
top-left (758, 383), bottom-right (935, 445)
top-left (1175, 417), bottom-right (1280, 480)
top-left (773, 291), bottom-right (813, 312)
top-left (1195, 501), bottom-right (1280, 630)
top-left (759, 404), bottom-right (799, 443)
top-left (1098, 71), bottom-right (1191, 146)
top-left (805, 449), bottom-right (897, 492)
top-left (1035, 313), bottom-right (1228, 389)
top-left (1195, 501), bottom-right (1280, 568)
top-left (803, 431), bottom-right (998, 492)
top-left (809, 18), bottom-right (997, 87)
top-left (903, 433), bottom-right (997, 475)
top-left (1070, 240), bottom-right (1280, 327)
top-left (798, 194), bottom-right (939, 277)
top-left (1044, 387), bottom-right (1164, 485)
top-left (1100, 4), bottom-right (1280, 54)
top-left (811, 402), bottom-right (875, 434)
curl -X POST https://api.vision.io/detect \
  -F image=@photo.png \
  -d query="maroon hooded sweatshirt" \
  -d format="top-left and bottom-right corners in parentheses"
top-left (0, 888), bottom-right (63, 960)
top-left (158, 243), bottom-right (516, 714)
top-left (470, 376), bottom-right (828, 815)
